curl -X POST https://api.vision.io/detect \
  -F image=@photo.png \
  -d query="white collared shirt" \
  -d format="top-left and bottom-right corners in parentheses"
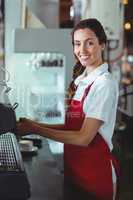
top-left (73, 63), bottom-right (119, 150)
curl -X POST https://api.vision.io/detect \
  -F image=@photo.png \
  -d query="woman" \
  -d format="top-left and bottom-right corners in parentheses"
top-left (17, 18), bottom-right (120, 200)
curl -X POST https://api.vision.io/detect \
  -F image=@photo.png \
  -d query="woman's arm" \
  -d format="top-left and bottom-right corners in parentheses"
top-left (38, 123), bottom-right (64, 129)
top-left (17, 117), bottom-right (103, 146)
top-left (38, 120), bottom-right (65, 130)
top-left (19, 118), bottom-right (65, 130)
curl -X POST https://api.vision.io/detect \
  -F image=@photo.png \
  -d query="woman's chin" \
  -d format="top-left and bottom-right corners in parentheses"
top-left (80, 61), bottom-right (88, 67)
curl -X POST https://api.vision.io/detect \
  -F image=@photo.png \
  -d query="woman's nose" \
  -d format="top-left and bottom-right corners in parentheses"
top-left (80, 44), bottom-right (87, 54)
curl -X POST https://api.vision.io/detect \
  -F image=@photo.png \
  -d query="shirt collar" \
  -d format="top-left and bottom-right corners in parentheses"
top-left (74, 62), bottom-right (109, 86)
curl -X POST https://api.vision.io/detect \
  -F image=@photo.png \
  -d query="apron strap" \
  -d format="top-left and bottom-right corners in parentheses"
top-left (81, 82), bottom-right (94, 103)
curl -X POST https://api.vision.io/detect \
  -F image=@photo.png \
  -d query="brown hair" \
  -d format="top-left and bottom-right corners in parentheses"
top-left (67, 18), bottom-right (107, 100)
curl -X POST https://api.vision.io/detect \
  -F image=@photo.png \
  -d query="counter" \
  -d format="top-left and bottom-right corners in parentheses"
top-left (23, 138), bottom-right (63, 200)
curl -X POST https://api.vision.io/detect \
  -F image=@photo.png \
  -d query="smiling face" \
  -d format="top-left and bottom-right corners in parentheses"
top-left (73, 28), bottom-right (105, 69)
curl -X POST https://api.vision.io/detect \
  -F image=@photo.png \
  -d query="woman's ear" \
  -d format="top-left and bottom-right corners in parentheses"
top-left (101, 43), bottom-right (105, 51)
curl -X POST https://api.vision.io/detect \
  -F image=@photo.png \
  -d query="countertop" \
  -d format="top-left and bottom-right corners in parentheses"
top-left (23, 138), bottom-right (63, 200)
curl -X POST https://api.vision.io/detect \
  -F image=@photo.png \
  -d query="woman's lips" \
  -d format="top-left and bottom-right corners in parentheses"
top-left (80, 56), bottom-right (90, 63)
top-left (80, 56), bottom-right (89, 59)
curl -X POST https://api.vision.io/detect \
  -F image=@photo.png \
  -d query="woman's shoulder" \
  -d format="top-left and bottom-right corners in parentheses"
top-left (93, 72), bottom-right (119, 91)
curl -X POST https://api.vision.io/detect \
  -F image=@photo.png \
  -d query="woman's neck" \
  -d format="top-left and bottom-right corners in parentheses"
top-left (86, 61), bottom-right (104, 75)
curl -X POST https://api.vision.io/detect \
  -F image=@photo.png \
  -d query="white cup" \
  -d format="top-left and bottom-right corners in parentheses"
top-left (19, 140), bottom-right (33, 151)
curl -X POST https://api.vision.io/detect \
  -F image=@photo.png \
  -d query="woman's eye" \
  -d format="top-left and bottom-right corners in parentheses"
top-left (86, 41), bottom-right (94, 46)
top-left (74, 43), bottom-right (80, 47)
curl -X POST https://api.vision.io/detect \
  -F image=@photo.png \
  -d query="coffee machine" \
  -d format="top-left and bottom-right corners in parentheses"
top-left (0, 67), bottom-right (18, 134)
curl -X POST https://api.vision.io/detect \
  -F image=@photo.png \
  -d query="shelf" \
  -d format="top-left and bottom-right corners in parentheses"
top-left (118, 107), bottom-right (133, 117)
top-left (30, 87), bottom-right (65, 95)
top-left (39, 116), bottom-right (65, 124)
top-left (36, 66), bottom-right (64, 71)
top-left (32, 66), bottom-right (65, 73)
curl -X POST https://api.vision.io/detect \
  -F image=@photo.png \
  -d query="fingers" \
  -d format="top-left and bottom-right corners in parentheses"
top-left (19, 117), bottom-right (27, 122)
top-left (16, 118), bottom-right (36, 135)
top-left (16, 122), bottom-right (23, 131)
top-left (16, 121), bottom-right (29, 136)
top-left (18, 118), bottom-right (34, 123)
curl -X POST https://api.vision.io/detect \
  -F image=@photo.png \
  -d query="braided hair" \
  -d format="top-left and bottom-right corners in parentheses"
top-left (67, 62), bottom-right (85, 99)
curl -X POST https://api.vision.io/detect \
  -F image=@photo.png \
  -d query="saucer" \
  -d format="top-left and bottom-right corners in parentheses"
top-left (20, 146), bottom-right (38, 153)
top-left (22, 135), bottom-right (42, 148)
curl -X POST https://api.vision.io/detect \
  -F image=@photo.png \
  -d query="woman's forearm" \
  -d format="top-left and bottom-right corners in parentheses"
top-left (22, 118), bottom-right (65, 130)
top-left (17, 118), bottom-right (100, 146)
top-left (34, 124), bottom-right (87, 146)
top-left (33, 118), bottom-right (102, 146)
top-left (37, 122), bottom-right (65, 130)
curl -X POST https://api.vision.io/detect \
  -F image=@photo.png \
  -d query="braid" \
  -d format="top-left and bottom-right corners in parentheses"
top-left (67, 62), bottom-right (85, 100)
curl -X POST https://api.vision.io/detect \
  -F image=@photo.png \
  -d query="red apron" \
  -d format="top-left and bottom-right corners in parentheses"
top-left (64, 82), bottom-right (120, 200)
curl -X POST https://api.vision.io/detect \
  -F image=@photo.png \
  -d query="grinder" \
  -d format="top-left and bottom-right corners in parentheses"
top-left (0, 102), bottom-right (18, 134)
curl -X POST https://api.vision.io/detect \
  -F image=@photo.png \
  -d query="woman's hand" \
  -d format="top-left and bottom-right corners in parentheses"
top-left (16, 118), bottom-right (38, 136)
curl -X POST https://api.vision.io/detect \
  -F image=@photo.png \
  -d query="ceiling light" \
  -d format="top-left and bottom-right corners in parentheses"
top-left (124, 22), bottom-right (131, 30)
top-left (123, 0), bottom-right (128, 5)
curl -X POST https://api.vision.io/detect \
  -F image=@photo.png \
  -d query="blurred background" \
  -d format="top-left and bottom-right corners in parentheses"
top-left (0, 0), bottom-right (133, 200)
